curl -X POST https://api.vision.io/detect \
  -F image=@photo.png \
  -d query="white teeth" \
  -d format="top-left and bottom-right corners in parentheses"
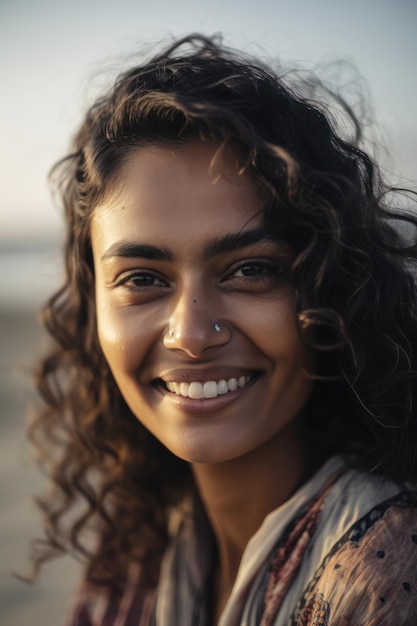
top-left (203, 381), bottom-right (218, 398)
top-left (164, 375), bottom-right (252, 399)
top-left (188, 382), bottom-right (204, 399)
top-left (217, 379), bottom-right (229, 395)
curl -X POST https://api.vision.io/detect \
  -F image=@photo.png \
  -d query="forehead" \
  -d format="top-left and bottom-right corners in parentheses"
top-left (91, 142), bottom-right (265, 249)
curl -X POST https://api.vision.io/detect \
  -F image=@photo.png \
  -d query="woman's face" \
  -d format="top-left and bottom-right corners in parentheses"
top-left (91, 142), bottom-right (313, 465)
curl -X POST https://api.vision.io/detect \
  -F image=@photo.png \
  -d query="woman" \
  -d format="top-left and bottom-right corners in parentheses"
top-left (31, 35), bottom-right (417, 624)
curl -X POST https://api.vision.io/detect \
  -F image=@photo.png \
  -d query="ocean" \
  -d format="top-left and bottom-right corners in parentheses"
top-left (0, 239), bottom-right (80, 626)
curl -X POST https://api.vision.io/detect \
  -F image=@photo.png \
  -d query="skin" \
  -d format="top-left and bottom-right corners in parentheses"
top-left (91, 142), bottom-right (314, 623)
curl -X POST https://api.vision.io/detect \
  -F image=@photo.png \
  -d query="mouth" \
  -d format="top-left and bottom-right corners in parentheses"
top-left (158, 373), bottom-right (258, 400)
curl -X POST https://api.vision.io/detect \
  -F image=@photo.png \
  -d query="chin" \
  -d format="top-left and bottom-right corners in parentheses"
top-left (164, 430), bottom-right (255, 466)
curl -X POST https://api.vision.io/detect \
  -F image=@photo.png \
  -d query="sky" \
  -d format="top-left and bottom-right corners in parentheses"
top-left (1, 0), bottom-right (416, 240)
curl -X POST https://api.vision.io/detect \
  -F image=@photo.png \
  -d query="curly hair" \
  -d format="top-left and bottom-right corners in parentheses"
top-left (29, 34), bottom-right (417, 590)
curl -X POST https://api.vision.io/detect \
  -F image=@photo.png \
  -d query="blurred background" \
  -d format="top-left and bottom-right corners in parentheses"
top-left (1, 1), bottom-right (416, 624)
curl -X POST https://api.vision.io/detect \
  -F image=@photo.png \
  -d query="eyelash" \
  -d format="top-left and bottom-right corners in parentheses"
top-left (115, 272), bottom-right (168, 290)
top-left (115, 259), bottom-right (290, 294)
top-left (225, 260), bottom-right (287, 281)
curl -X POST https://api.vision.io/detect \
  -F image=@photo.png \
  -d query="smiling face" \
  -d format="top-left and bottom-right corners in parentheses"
top-left (91, 142), bottom-right (313, 465)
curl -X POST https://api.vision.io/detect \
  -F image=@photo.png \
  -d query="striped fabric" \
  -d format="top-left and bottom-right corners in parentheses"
top-left (65, 457), bottom-right (417, 625)
top-left (65, 563), bottom-right (156, 626)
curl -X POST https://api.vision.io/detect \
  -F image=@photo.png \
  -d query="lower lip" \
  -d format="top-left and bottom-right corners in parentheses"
top-left (158, 378), bottom-right (257, 415)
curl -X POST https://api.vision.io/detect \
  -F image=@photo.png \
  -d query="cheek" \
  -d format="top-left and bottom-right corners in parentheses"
top-left (96, 303), bottom-right (142, 376)
top-left (246, 299), bottom-right (301, 351)
top-left (249, 301), bottom-right (314, 385)
top-left (96, 303), bottom-right (168, 392)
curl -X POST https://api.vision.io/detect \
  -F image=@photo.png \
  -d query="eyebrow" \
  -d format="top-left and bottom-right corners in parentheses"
top-left (100, 228), bottom-right (280, 263)
top-left (203, 228), bottom-right (279, 258)
top-left (101, 243), bottom-right (173, 262)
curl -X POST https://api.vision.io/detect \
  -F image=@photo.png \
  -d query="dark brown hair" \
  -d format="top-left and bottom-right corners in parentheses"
top-left (30, 34), bottom-right (417, 589)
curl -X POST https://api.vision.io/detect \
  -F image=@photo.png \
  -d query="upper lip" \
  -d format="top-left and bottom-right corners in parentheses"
top-left (155, 367), bottom-right (259, 384)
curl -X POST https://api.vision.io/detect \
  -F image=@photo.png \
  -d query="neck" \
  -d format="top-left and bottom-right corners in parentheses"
top-left (191, 422), bottom-right (306, 609)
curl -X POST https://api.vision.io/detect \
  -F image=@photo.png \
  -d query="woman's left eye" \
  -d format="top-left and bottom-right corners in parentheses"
top-left (230, 263), bottom-right (275, 278)
top-left (223, 260), bottom-right (291, 293)
top-left (227, 260), bottom-right (287, 279)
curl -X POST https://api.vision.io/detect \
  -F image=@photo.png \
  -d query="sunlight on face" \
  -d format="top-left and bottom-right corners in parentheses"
top-left (91, 142), bottom-right (313, 465)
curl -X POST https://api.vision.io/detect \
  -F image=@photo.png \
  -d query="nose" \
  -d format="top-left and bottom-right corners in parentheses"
top-left (163, 290), bottom-right (231, 358)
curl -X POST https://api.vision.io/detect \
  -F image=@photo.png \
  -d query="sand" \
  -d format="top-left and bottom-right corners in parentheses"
top-left (0, 307), bottom-right (80, 626)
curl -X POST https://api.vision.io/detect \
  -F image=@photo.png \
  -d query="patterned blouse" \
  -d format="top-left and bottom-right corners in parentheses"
top-left (66, 457), bottom-right (417, 625)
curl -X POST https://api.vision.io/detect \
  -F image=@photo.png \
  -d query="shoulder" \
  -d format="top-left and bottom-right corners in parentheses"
top-left (293, 491), bottom-right (417, 625)
top-left (65, 564), bottom-right (156, 626)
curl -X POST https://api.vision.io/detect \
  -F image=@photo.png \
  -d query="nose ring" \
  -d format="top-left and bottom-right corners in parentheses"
top-left (168, 323), bottom-right (221, 336)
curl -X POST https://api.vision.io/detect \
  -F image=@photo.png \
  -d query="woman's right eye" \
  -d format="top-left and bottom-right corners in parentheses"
top-left (116, 272), bottom-right (169, 290)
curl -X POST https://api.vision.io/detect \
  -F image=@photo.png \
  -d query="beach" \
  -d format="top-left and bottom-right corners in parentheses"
top-left (0, 243), bottom-right (80, 626)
